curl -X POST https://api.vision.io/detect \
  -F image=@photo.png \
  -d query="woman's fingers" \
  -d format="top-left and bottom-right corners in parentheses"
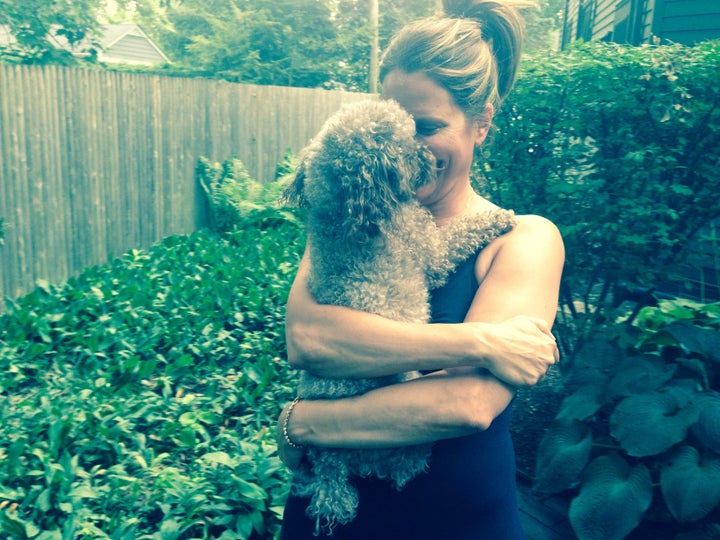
top-left (276, 406), bottom-right (306, 470)
top-left (479, 316), bottom-right (560, 387)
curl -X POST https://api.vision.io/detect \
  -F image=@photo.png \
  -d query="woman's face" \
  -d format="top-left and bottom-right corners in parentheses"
top-left (381, 70), bottom-right (490, 216)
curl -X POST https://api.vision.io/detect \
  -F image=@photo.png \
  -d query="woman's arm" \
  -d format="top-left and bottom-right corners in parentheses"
top-left (279, 215), bottom-right (564, 462)
top-left (286, 223), bottom-right (560, 385)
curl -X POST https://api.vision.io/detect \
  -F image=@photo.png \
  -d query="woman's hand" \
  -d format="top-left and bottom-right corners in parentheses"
top-left (276, 402), bottom-right (305, 470)
top-left (475, 315), bottom-right (559, 387)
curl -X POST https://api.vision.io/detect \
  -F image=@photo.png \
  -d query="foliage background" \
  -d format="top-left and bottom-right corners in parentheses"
top-left (0, 0), bottom-right (564, 91)
top-left (477, 39), bottom-right (720, 357)
top-left (0, 196), bottom-right (303, 538)
top-left (1, 2), bottom-right (719, 535)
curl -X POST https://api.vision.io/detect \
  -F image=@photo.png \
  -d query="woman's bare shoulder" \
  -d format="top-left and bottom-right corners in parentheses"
top-left (476, 213), bottom-right (564, 279)
top-left (512, 214), bottom-right (563, 241)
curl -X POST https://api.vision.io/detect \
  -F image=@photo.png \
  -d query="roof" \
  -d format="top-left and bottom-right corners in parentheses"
top-left (97, 24), bottom-right (170, 65)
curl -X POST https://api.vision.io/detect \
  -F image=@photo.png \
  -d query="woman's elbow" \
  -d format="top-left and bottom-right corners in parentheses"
top-left (458, 376), bottom-right (514, 432)
top-left (285, 319), bottom-right (311, 369)
top-left (285, 318), bottom-right (329, 373)
top-left (462, 407), bottom-right (494, 432)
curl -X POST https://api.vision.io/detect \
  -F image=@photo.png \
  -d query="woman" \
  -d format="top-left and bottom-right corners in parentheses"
top-left (278, 1), bottom-right (564, 538)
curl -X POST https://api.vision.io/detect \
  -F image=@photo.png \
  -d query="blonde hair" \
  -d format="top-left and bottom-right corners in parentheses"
top-left (379, 0), bottom-right (536, 119)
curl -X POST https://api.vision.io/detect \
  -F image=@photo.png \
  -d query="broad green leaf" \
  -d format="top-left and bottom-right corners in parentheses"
top-left (569, 455), bottom-right (652, 540)
top-left (606, 354), bottom-right (676, 399)
top-left (555, 385), bottom-right (605, 421)
top-left (178, 412), bottom-right (197, 426)
top-left (70, 484), bottom-right (99, 499)
top-left (663, 321), bottom-right (720, 363)
top-left (610, 385), bottom-right (699, 457)
top-left (564, 340), bottom-right (624, 389)
top-left (691, 392), bottom-right (720, 453)
top-left (234, 478), bottom-right (267, 501)
top-left (201, 451), bottom-right (237, 468)
top-left (661, 445), bottom-right (720, 522)
top-left (533, 419), bottom-right (592, 494)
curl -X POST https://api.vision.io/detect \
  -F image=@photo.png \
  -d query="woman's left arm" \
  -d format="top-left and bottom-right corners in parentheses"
top-left (278, 215), bottom-right (564, 463)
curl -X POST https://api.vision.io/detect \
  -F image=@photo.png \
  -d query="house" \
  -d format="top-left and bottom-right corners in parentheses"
top-left (562, 0), bottom-right (720, 47)
top-left (0, 24), bottom-right (169, 66)
top-left (95, 24), bottom-right (169, 66)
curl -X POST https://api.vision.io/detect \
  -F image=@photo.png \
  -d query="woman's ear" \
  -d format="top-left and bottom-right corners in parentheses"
top-left (473, 104), bottom-right (495, 146)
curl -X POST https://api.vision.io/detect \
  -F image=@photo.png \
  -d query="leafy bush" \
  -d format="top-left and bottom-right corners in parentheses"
top-left (533, 299), bottom-right (720, 539)
top-left (476, 39), bottom-right (720, 355)
top-left (198, 155), bottom-right (300, 234)
top-left (0, 218), bottom-right (305, 538)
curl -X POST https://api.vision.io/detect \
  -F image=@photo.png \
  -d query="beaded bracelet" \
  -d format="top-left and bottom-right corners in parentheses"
top-left (282, 396), bottom-right (305, 450)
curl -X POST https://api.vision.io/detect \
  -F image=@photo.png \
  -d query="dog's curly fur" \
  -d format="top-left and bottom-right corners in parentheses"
top-left (283, 98), bottom-right (516, 536)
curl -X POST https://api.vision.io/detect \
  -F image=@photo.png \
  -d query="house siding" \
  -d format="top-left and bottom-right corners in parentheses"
top-left (593, 0), bottom-right (619, 40)
top-left (101, 34), bottom-right (167, 65)
top-left (563, 0), bottom-right (720, 46)
top-left (653, 0), bottom-right (720, 44)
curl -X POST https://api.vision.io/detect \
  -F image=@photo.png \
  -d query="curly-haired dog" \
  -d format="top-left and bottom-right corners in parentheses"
top-left (283, 98), bottom-right (515, 535)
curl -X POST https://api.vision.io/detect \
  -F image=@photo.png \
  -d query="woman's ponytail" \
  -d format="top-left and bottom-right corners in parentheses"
top-left (442, 0), bottom-right (536, 103)
top-left (380, 1), bottom-right (535, 119)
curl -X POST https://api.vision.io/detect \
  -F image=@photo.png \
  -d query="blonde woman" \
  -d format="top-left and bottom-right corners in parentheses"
top-left (278, 1), bottom-right (564, 538)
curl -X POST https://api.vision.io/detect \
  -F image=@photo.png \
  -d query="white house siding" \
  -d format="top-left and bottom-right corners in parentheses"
top-left (592, 0), bottom-right (619, 40)
top-left (562, 0), bottom-right (579, 45)
top-left (100, 33), bottom-right (167, 65)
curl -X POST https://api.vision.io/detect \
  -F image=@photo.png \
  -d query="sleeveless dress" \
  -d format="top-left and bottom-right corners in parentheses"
top-left (280, 248), bottom-right (526, 540)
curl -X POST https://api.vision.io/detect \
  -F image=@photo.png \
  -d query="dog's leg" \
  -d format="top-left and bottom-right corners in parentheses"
top-left (427, 209), bottom-right (517, 288)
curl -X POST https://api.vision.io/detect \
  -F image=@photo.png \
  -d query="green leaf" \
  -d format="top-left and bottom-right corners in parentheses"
top-left (569, 454), bottom-right (652, 540)
top-left (201, 452), bottom-right (236, 468)
top-left (606, 354), bottom-right (677, 399)
top-left (234, 478), bottom-right (267, 502)
top-left (533, 419), bottom-right (593, 494)
top-left (663, 321), bottom-right (720, 363)
top-left (70, 484), bottom-right (99, 500)
top-left (610, 385), bottom-right (699, 457)
top-left (661, 445), bottom-right (720, 522)
top-left (555, 385), bottom-right (605, 421)
top-left (691, 392), bottom-right (720, 453)
top-left (565, 340), bottom-right (624, 390)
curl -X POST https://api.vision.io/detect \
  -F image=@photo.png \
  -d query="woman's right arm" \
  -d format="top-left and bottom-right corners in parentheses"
top-left (285, 246), bottom-right (556, 385)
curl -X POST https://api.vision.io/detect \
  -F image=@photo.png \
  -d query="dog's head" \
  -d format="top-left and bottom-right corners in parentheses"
top-left (284, 99), bottom-right (436, 245)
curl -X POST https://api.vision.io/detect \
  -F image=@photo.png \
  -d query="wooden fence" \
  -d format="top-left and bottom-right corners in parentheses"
top-left (0, 64), bottom-right (370, 303)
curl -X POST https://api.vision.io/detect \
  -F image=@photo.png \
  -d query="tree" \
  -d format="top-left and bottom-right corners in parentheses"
top-left (330, 0), bottom-right (436, 91)
top-left (524, 0), bottom-right (565, 51)
top-left (0, 0), bottom-right (127, 64)
top-left (124, 0), bottom-right (339, 87)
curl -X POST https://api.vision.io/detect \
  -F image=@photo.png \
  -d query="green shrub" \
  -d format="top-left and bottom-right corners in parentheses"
top-left (198, 155), bottom-right (301, 234)
top-left (0, 219), bottom-right (305, 538)
top-left (476, 40), bottom-right (720, 355)
top-left (533, 299), bottom-right (720, 539)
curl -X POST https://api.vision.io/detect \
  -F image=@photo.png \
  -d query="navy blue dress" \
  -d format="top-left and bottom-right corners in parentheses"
top-left (280, 250), bottom-right (526, 539)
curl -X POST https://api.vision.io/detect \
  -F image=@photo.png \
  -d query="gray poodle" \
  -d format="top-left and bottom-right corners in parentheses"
top-left (283, 98), bottom-right (515, 535)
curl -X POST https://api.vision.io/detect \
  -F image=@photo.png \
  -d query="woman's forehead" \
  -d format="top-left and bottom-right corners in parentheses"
top-left (382, 70), bottom-right (460, 120)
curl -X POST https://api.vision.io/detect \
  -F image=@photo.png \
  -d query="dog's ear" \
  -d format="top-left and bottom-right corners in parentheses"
top-left (341, 153), bottom-right (408, 245)
top-left (280, 157), bottom-right (309, 208)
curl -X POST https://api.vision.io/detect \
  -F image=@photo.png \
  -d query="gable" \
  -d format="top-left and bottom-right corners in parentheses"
top-left (99, 25), bottom-right (169, 65)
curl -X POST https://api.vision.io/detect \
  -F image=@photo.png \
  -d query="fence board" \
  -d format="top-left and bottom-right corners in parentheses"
top-left (0, 64), bottom-right (370, 303)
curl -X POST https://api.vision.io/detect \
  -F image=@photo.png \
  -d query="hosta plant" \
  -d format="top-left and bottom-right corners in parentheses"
top-left (534, 299), bottom-right (720, 540)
